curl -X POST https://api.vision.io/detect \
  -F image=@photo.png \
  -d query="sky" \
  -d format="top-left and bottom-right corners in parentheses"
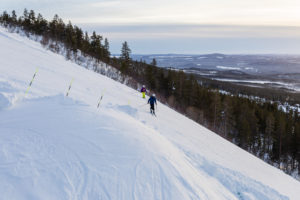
top-left (2, 0), bottom-right (300, 54)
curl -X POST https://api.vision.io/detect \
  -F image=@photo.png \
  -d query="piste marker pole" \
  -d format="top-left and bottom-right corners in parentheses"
top-left (66, 78), bottom-right (74, 97)
top-left (25, 68), bottom-right (39, 96)
top-left (97, 90), bottom-right (105, 108)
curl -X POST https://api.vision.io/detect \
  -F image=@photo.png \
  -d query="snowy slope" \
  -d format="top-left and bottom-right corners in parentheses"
top-left (0, 27), bottom-right (300, 200)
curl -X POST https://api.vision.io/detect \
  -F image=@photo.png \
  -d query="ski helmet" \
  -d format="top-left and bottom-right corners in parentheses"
top-left (152, 94), bottom-right (156, 97)
top-left (143, 85), bottom-right (145, 87)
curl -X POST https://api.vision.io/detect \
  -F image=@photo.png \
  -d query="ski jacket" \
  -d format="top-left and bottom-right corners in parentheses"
top-left (141, 87), bottom-right (146, 93)
top-left (148, 96), bottom-right (157, 105)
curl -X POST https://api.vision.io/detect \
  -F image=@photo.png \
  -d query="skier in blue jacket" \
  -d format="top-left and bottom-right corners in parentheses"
top-left (148, 94), bottom-right (157, 115)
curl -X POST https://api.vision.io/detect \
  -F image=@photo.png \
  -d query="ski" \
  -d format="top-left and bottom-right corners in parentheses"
top-left (150, 110), bottom-right (157, 117)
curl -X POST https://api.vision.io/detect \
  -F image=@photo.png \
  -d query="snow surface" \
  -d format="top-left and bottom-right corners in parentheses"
top-left (0, 27), bottom-right (300, 200)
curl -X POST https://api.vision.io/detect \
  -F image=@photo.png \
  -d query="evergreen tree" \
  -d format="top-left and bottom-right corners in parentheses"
top-left (22, 8), bottom-right (30, 29)
top-left (273, 113), bottom-right (287, 164)
top-left (82, 31), bottom-right (90, 56)
top-left (28, 10), bottom-right (35, 27)
top-left (212, 92), bottom-right (221, 130)
top-left (121, 41), bottom-right (131, 61)
top-left (265, 113), bottom-right (275, 155)
top-left (145, 65), bottom-right (156, 89)
top-left (222, 96), bottom-right (235, 138)
top-left (120, 41), bottom-right (131, 73)
top-left (90, 31), bottom-right (103, 60)
top-left (35, 13), bottom-right (47, 34)
top-left (104, 38), bottom-right (110, 61)
top-left (11, 10), bottom-right (17, 24)
top-left (151, 58), bottom-right (157, 66)
top-left (74, 26), bottom-right (83, 50)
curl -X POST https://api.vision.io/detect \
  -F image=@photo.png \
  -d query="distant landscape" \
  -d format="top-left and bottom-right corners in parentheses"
top-left (132, 54), bottom-right (300, 104)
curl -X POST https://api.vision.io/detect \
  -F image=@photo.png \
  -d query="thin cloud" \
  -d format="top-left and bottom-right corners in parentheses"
top-left (2, 0), bottom-right (300, 26)
top-left (80, 24), bottom-right (300, 39)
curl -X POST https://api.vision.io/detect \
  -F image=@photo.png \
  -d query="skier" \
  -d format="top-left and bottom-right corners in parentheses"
top-left (141, 85), bottom-right (146, 98)
top-left (148, 94), bottom-right (157, 115)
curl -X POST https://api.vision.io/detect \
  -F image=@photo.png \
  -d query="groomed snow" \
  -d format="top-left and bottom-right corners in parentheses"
top-left (0, 27), bottom-right (300, 200)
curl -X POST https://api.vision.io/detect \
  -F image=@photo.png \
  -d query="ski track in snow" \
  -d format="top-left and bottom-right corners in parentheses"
top-left (0, 26), bottom-right (300, 200)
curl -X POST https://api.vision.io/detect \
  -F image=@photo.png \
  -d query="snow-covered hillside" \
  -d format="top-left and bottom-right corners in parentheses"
top-left (0, 27), bottom-right (300, 200)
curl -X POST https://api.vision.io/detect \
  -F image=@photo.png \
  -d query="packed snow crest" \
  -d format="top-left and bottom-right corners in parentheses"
top-left (0, 27), bottom-right (300, 200)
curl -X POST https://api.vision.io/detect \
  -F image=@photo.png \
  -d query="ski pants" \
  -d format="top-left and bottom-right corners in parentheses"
top-left (150, 103), bottom-right (155, 113)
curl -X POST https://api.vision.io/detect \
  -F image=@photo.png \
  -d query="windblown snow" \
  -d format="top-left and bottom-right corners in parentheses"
top-left (0, 27), bottom-right (300, 200)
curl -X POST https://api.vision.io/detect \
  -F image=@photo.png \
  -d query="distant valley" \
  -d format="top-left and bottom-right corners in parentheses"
top-left (131, 54), bottom-right (300, 94)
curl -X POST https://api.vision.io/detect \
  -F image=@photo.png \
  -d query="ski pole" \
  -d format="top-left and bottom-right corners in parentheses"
top-left (25, 67), bottom-right (39, 96)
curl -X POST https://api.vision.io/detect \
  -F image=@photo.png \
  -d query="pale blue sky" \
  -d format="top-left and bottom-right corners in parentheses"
top-left (2, 0), bottom-right (300, 54)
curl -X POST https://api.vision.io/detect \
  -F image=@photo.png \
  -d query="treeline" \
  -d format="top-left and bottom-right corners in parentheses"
top-left (1, 9), bottom-right (300, 178)
top-left (0, 9), bottom-right (110, 63)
